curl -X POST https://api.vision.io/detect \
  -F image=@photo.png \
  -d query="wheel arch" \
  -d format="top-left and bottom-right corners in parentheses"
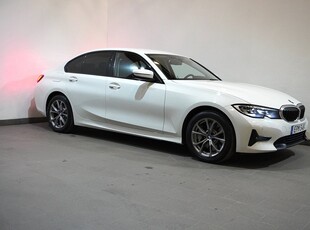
top-left (46, 91), bottom-right (69, 114)
top-left (46, 91), bottom-right (75, 133)
top-left (181, 106), bottom-right (236, 146)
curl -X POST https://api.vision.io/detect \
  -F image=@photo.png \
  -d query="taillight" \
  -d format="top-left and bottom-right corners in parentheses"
top-left (37, 74), bottom-right (44, 83)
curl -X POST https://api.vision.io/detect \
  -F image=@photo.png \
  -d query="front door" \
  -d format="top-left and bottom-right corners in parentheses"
top-left (105, 52), bottom-right (166, 132)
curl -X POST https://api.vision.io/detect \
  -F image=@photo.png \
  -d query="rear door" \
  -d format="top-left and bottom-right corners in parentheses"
top-left (65, 51), bottom-right (114, 123)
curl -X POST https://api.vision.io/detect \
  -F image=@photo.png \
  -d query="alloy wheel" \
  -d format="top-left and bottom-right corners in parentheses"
top-left (49, 99), bottom-right (68, 129)
top-left (191, 118), bottom-right (226, 158)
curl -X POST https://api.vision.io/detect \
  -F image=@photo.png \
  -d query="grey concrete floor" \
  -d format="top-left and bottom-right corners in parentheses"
top-left (0, 123), bottom-right (310, 230)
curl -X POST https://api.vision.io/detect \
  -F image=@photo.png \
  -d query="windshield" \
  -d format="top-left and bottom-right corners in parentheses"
top-left (146, 54), bottom-right (220, 80)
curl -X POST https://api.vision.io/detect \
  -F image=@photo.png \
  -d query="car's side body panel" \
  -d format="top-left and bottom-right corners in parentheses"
top-left (64, 72), bottom-right (107, 125)
top-left (105, 77), bottom-right (166, 132)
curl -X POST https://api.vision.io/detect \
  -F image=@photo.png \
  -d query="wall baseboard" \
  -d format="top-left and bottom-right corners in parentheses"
top-left (0, 117), bottom-right (47, 126)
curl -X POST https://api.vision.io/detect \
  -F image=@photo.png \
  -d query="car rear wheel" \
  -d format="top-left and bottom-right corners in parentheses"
top-left (47, 95), bottom-right (74, 133)
top-left (186, 111), bottom-right (235, 163)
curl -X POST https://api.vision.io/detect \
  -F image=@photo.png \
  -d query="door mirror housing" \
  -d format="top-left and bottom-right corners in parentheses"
top-left (133, 69), bottom-right (154, 80)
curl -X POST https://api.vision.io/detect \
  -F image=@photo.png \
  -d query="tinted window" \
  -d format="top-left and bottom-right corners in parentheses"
top-left (65, 51), bottom-right (114, 76)
top-left (65, 55), bottom-right (84, 73)
top-left (114, 52), bottom-right (151, 79)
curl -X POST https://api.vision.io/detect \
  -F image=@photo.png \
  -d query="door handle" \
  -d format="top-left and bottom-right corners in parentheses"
top-left (109, 83), bottom-right (121, 90)
top-left (69, 76), bottom-right (78, 82)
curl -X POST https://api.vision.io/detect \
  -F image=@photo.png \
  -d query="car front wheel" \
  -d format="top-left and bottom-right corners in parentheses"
top-left (186, 111), bottom-right (235, 163)
top-left (47, 95), bottom-right (74, 133)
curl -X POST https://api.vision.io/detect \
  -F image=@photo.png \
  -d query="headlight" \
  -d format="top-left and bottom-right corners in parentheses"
top-left (233, 104), bottom-right (280, 119)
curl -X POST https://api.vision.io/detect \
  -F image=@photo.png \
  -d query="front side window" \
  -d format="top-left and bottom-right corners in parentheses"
top-left (65, 51), bottom-right (114, 76)
top-left (114, 52), bottom-right (151, 79)
top-left (147, 54), bottom-right (219, 80)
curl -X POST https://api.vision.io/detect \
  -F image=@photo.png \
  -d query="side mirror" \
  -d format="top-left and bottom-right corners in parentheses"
top-left (133, 69), bottom-right (154, 80)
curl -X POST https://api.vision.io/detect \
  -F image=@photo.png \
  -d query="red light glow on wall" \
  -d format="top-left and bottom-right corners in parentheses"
top-left (0, 44), bottom-right (47, 96)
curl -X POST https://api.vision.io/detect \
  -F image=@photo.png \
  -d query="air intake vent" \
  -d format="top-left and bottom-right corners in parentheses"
top-left (274, 131), bottom-right (306, 149)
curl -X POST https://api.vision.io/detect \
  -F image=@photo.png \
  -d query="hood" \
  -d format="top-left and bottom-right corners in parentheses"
top-left (173, 80), bottom-right (300, 108)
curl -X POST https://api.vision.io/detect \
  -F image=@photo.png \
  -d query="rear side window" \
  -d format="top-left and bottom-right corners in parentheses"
top-left (65, 51), bottom-right (114, 76)
top-left (65, 55), bottom-right (84, 73)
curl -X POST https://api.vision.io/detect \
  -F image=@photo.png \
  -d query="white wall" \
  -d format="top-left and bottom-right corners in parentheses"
top-left (0, 0), bottom-right (108, 119)
top-left (107, 0), bottom-right (310, 126)
top-left (0, 0), bottom-right (309, 134)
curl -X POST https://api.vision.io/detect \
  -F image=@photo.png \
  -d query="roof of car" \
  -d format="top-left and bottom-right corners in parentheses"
top-left (85, 48), bottom-right (179, 56)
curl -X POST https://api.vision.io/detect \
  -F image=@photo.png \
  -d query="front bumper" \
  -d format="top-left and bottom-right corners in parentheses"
top-left (226, 106), bottom-right (308, 153)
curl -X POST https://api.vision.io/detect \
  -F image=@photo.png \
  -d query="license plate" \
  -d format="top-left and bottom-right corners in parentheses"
top-left (291, 123), bottom-right (306, 134)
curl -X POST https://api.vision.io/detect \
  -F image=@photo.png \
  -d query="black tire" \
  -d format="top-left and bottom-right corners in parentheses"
top-left (185, 111), bottom-right (235, 163)
top-left (47, 95), bottom-right (74, 133)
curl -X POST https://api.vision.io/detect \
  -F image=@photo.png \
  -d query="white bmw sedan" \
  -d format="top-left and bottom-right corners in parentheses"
top-left (35, 49), bottom-right (308, 163)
